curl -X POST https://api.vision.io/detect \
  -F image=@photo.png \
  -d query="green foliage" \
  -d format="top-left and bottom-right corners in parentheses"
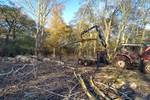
top-left (0, 4), bottom-right (36, 56)
top-left (0, 35), bottom-right (35, 57)
top-left (1, 0), bottom-right (150, 57)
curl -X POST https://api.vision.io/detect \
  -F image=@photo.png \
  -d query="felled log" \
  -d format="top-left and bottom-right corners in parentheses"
top-left (74, 72), bottom-right (95, 100)
top-left (74, 72), bottom-right (116, 100)
top-left (89, 76), bottom-right (111, 100)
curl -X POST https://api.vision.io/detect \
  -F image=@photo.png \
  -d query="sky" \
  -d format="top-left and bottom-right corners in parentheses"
top-left (1, 0), bottom-right (81, 24)
top-left (1, 0), bottom-right (150, 29)
top-left (63, 0), bottom-right (80, 24)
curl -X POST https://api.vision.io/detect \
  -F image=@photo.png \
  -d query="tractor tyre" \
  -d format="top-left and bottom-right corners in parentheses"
top-left (113, 56), bottom-right (130, 69)
top-left (144, 63), bottom-right (150, 74)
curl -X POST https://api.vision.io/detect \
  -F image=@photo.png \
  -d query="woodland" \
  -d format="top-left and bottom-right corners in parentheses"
top-left (0, 0), bottom-right (150, 100)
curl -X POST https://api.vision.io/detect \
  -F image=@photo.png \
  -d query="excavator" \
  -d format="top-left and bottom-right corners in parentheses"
top-left (78, 25), bottom-right (109, 67)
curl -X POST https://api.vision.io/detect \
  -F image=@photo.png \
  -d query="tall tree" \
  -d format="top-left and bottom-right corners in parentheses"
top-left (13, 0), bottom-right (63, 56)
top-left (45, 4), bottom-right (71, 57)
top-left (0, 5), bottom-right (21, 42)
top-left (74, 0), bottom-right (150, 58)
top-left (0, 3), bottom-right (36, 56)
top-left (0, 4), bottom-right (36, 43)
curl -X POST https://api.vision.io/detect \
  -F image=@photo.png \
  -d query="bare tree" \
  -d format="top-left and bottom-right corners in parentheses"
top-left (114, 0), bottom-right (131, 53)
top-left (12, 0), bottom-right (62, 56)
top-left (35, 0), bottom-right (57, 56)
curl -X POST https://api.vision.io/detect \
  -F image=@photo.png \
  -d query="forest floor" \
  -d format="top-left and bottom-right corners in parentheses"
top-left (0, 57), bottom-right (150, 100)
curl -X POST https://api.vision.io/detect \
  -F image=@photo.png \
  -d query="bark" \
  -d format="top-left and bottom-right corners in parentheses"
top-left (5, 19), bottom-right (14, 44)
top-left (52, 48), bottom-right (56, 58)
top-left (74, 72), bottom-right (95, 100)
top-left (93, 34), bottom-right (97, 57)
top-left (35, 0), bottom-right (50, 56)
top-left (35, 25), bottom-right (40, 56)
top-left (12, 21), bottom-right (16, 40)
top-left (74, 72), bottom-right (112, 100)
top-left (5, 34), bottom-right (9, 44)
top-left (5, 26), bottom-right (12, 44)
top-left (114, 24), bottom-right (126, 53)
top-left (35, 0), bottom-right (41, 56)
top-left (89, 77), bottom-right (111, 100)
top-left (104, 19), bottom-right (112, 48)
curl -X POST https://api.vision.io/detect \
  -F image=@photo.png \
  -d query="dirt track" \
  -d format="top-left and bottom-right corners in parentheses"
top-left (0, 59), bottom-right (150, 100)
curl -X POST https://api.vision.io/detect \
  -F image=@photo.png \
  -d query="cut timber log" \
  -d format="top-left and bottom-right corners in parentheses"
top-left (74, 72), bottom-right (95, 100)
top-left (89, 76), bottom-right (111, 100)
top-left (74, 72), bottom-right (114, 100)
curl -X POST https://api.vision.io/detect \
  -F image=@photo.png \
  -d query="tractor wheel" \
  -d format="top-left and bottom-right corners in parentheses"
top-left (144, 63), bottom-right (150, 74)
top-left (113, 56), bottom-right (130, 69)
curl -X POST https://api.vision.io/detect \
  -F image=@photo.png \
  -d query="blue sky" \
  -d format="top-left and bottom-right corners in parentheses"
top-left (2, 0), bottom-right (150, 29)
top-left (63, 0), bottom-right (80, 23)
top-left (1, 0), bottom-right (81, 24)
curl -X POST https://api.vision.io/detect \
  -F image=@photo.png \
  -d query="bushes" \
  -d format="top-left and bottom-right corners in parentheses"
top-left (0, 36), bottom-right (35, 57)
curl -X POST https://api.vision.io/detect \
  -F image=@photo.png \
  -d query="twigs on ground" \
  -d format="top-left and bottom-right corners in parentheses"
top-left (0, 63), bottom-right (38, 97)
top-left (0, 64), bottom-right (34, 77)
top-left (0, 67), bottom-right (14, 76)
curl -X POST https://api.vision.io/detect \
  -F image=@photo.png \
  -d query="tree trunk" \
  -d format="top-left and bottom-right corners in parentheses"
top-left (5, 34), bottom-right (9, 44)
top-left (12, 27), bottom-right (16, 40)
top-left (35, 0), bottom-right (40, 56)
top-left (78, 42), bottom-right (82, 57)
top-left (12, 21), bottom-right (16, 40)
top-left (93, 33), bottom-right (97, 57)
top-left (52, 48), bottom-right (56, 58)
top-left (104, 19), bottom-right (112, 48)
top-left (5, 27), bottom-right (11, 44)
top-left (35, 27), bottom-right (40, 56)
top-left (114, 25), bottom-right (125, 53)
top-left (35, 0), bottom-right (47, 56)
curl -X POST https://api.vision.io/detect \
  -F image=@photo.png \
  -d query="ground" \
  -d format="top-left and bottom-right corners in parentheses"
top-left (0, 57), bottom-right (150, 100)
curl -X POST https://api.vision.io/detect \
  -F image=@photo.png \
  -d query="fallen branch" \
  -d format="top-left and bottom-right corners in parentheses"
top-left (74, 72), bottom-right (95, 100)
top-left (0, 67), bottom-right (14, 76)
top-left (95, 81), bottom-right (133, 100)
top-left (0, 64), bottom-right (34, 77)
top-left (33, 85), bottom-right (66, 98)
top-left (66, 83), bottom-right (79, 99)
top-left (95, 81), bottom-right (118, 94)
top-left (13, 64), bottom-right (28, 74)
top-left (89, 76), bottom-right (111, 100)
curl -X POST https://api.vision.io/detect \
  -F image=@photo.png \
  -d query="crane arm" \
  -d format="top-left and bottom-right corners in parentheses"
top-left (81, 25), bottom-right (107, 48)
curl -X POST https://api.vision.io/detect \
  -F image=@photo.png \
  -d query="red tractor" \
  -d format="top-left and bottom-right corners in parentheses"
top-left (113, 43), bottom-right (150, 74)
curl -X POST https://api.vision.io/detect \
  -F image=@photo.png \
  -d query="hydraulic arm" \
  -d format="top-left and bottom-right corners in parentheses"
top-left (80, 25), bottom-right (107, 48)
